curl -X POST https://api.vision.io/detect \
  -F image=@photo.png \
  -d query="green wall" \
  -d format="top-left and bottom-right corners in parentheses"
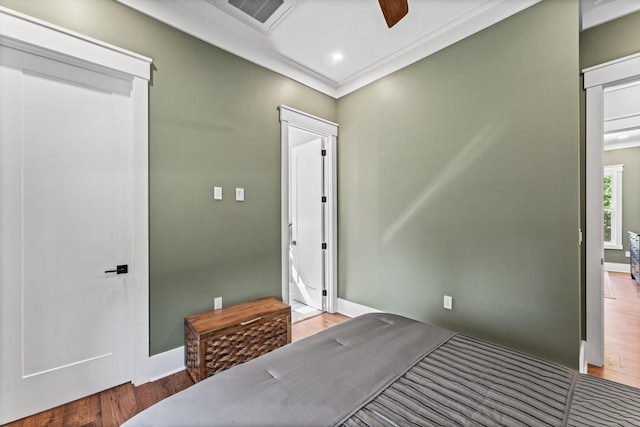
top-left (0, 0), bottom-right (337, 355)
top-left (605, 147), bottom-right (640, 264)
top-left (336, 0), bottom-right (581, 368)
top-left (580, 10), bottom-right (640, 69)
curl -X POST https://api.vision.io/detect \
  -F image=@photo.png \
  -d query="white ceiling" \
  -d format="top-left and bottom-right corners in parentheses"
top-left (604, 79), bottom-right (640, 150)
top-left (605, 128), bottom-right (640, 151)
top-left (117, 0), bottom-right (640, 99)
top-left (581, 0), bottom-right (640, 30)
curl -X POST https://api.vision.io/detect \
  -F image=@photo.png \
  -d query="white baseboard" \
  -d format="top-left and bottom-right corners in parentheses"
top-left (135, 346), bottom-right (185, 385)
top-left (337, 298), bottom-right (382, 318)
top-left (604, 262), bottom-right (630, 273)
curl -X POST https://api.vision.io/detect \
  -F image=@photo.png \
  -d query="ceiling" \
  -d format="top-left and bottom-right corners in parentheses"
top-left (117, 0), bottom-right (640, 99)
top-left (605, 128), bottom-right (640, 151)
top-left (604, 79), bottom-right (640, 150)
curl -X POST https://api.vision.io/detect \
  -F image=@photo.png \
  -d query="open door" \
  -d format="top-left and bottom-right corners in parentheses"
top-left (279, 106), bottom-right (338, 315)
top-left (290, 137), bottom-right (324, 310)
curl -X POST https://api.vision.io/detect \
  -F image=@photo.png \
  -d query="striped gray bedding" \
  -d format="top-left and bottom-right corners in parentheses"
top-left (568, 373), bottom-right (640, 426)
top-left (341, 334), bottom-right (640, 427)
top-left (124, 313), bottom-right (640, 427)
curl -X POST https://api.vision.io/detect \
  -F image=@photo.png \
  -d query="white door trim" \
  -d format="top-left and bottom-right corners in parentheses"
top-left (583, 52), bottom-right (640, 367)
top-left (279, 105), bottom-right (338, 313)
top-left (0, 7), bottom-right (154, 387)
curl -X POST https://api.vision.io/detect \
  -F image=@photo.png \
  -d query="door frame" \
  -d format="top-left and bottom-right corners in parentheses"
top-left (583, 52), bottom-right (640, 369)
top-left (279, 105), bottom-right (338, 313)
top-left (0, 7), bottom-right (153, 388)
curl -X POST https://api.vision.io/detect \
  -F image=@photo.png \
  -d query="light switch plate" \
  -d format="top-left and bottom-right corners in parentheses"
top-left (214, 186), bottom-right (222, 200)
top-left (236, 187), bottom-right (245, 202)
top-left (443, 295), bottom-right (453, 310)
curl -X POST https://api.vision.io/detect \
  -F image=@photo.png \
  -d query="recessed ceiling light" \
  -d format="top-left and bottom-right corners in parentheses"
top-left (330, 51), bottom-right (344, 64)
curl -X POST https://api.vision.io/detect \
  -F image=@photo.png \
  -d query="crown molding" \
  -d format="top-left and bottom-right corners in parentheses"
top-left (117, 0), bottom-right (540, 99)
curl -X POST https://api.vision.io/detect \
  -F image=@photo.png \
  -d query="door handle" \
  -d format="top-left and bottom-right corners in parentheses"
top-left (105, 265), bottom-right (128, 274)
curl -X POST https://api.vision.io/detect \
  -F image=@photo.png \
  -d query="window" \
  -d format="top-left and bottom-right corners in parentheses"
top-left (604, 164), bottom-right (623, 249)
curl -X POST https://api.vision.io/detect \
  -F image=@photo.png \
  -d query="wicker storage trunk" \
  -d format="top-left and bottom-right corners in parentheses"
top-left (184, 297), bottom-right (291, 383)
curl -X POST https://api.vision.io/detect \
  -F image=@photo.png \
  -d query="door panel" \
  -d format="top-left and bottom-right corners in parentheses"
top-left (0, 48), bottom-right (132, 423)
top-left (290, 138), bottom-right (323, 310)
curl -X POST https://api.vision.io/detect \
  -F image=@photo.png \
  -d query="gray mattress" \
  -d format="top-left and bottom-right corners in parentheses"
top-left (123, 313), bottom-right (640, 427)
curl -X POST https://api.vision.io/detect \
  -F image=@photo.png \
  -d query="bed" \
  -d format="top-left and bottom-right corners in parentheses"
top-left (123, 313), bottom-right (640, 426)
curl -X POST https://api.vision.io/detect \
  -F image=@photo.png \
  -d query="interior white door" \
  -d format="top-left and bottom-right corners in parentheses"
top-left (0, 46), bottom-right (132, 423)
top-left (290, 138), bottom-right (324, 310)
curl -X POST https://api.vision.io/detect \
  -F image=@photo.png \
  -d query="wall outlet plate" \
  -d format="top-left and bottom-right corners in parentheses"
top-left (214, 186), bottom-right (223, 200)
top-left (214, 297), bottom-right (222, 310)
top-left (443, 295), bottom-right (453, 310)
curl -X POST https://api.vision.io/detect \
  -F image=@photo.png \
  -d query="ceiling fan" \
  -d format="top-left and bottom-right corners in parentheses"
top-left (378, 0), bottom-right (409, 28)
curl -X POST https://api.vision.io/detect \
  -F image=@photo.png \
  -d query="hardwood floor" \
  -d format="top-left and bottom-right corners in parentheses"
top-left (588, 271), bottom-right (640, 388)
top-left (291, 312), bottom-right (350, 341)
top-left (3, 312), bottom-right (350, 427)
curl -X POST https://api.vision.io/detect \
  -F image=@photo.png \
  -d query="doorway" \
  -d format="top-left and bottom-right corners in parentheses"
top-left (279, 106), bottom-right (338, 322)
top-left (584, 53), bottom-right (640, 370)
top-left (0, 10), bottom-right (151, 424)
top-left (290, 131), bottom-right (324, 320)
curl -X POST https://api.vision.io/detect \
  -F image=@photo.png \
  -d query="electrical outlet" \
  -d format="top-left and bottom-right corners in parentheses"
top-left (626, 251), bottom-right (631, 258)
top-left (443, 295), bottom-right (453, 310)
top-left (214, 297), bottom-right (222, 310)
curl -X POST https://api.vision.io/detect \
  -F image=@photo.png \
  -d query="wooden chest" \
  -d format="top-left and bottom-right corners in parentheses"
top-left (184, 297), bottom-right (291, 383)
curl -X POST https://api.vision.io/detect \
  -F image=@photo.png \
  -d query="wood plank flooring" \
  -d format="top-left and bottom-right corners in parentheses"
top-left (291, 312), bottom-right (350, 341)
top-left (588, 271), bottom-right (640, 388)
top-left (4, 312), bottom-right (350, 427)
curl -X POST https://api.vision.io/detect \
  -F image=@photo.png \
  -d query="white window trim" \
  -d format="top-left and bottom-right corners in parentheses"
top-left (604, 164), bottom-right (623, 250)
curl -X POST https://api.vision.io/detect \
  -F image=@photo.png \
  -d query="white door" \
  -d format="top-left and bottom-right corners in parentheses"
top-left (0, 46), bottom-right (132, 423)
top-left (290, 138), bottom-right (324, 310)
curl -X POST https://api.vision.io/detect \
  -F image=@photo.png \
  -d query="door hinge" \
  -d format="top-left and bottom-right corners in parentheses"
top-left (321, 196), bottom-right (327, 203)
top-left (321, 149), bottom-right (326, 156)
top-left (322, 243), bottom-right (327, 250)
top-left (322, 290), bottom-right (327, 297)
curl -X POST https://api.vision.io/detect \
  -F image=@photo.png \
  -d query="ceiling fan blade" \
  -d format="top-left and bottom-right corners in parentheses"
top-left (378, 0), bottom-right (408, 28)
